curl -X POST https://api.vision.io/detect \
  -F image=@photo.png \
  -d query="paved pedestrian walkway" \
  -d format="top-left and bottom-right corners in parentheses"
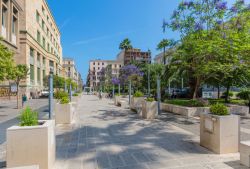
top-left (54, 95), bottom-right (246, 169)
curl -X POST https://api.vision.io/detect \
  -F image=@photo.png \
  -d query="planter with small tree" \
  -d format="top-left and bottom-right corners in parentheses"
top-left (200, 103), bottom-right (239, 154)
top-left (131, 91), bottom-right (145, 112)
top-left (7, 107), bottom-right (55, 169)
top-left (55, 96), bottom-right (74, 124)
top-left (142, 98), bottom-right (158, 119)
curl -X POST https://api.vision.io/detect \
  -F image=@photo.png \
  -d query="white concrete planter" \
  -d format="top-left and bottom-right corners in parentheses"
top-left (7, 120), bottom-right (55, 169)
top-left (240, 141), bottom-right (250, 167)
top-left (200, 113), bottom-right (239, 154)
top-left (142, 101), bottom-right (158, 119)
top-left (72, 96), bottom-right (80, 108)
top-left (130, 97), bottom-right (145, 111)
top-left (55, 103), bottom-right (74, 124)
top-left (114, 96), bottom-right (121, 106)
top-left (161, 103), bottom-right (210, 117)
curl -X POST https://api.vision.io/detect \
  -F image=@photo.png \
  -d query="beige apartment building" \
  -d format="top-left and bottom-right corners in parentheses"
top-left (88, 60), bottom-right (123, 89)
top-left (63, 58), bottom-right (79, 87)
top-left (13, 0), bottom-right (63, 97)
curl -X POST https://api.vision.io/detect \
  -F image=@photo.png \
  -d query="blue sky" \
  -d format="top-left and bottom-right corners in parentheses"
top-left (47, 0), bottom-right (249, 83)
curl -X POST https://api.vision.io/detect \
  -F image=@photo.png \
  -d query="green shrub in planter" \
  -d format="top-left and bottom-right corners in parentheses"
top-left (210, 103), bottom-right (229, 116)
top-left (115, 94), bottom-right (121, 96)
top-left (73, 93), bottom-right (79, 97)
top-left (190, 99), bottom-right (207, 107)
top-left (134, 91), bottom-right (144, 97)
top-left (54, 91), bottom-right (68, 100)
top-left (146, 97), bottom-right (155, 102)
top-left (60, 97), bottom-right (70, 104)
top-left (19, 107), bottom-right (38, 126)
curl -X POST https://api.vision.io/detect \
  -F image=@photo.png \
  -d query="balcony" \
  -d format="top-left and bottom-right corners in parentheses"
top-left (2, 26), bottom-right (6, 39)
top-left (11, 34), bottom-right (16, 45)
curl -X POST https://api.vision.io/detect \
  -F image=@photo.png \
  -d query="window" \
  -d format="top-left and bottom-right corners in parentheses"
top-left (2, 5), bottom-right (7, 38)
top-left (102, 63), bottom-right (104, 65)
top-left (36, 11), bottom-right (40, 23)
top-left (42, 37), bottom-right (45, 48)
top-left (37, 31), bottom-right (41, 43)
top-left (93, 62), bottom-right (95, 65)
top-left (12, 16), bottom-right (17, 34)
top-left (42, 20), bottom-right (45, 30)
top-left (30, 65), bottom-right (34, 83)
top-left (37, 67), bottom-right (41, 84)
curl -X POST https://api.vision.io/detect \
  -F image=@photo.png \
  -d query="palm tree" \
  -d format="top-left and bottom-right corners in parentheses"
top-left (119, 38), bottom-right (133, 51)
top-left (157, 39), bottom-right (174, 65)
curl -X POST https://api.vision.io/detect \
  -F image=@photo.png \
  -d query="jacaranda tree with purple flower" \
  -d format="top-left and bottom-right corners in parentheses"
top-left (119, 64), bottom-right (144, 91)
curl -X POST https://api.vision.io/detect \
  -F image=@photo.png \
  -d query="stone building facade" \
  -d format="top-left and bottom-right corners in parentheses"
top-left (16, 0), bottom-right (63, 98)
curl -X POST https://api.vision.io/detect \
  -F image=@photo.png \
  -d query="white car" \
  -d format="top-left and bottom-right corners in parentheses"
top-left (41, 90), bottom-right (49, 97)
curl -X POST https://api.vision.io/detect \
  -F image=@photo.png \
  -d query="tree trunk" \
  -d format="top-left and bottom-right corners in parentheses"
top-left (9, 81), bottom-right (11, 100)
top-left (163, 47), bottom-right (166, 65)
top-left (192, 78), bottom-right (200, 99)
top-left (217, 85), bottom-right (220, 99)
top-left (225, 83), bottom-right (230, 103)
top-left (16, 82), bottom-right (20, 109)
top-left (248, 100), bottom-right (250, 115)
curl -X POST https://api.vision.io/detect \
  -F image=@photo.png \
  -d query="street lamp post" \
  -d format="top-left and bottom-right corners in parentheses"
top-left (129, 80), bottom-right (131, 105)
top-left (118, 84), bottom-right (121, 95)
top-left (112, 85), bottom-right (115, 97)
top-left (157, 76), bottom-right (161, 115)
top-left (69, 83), bottom-right (72, 102)
top-left (148, 66), bottom-right (150, 97)
top-left (49, 68), bottom-right (53, 119)
top-left (64, 80), bottom-right (67, 92)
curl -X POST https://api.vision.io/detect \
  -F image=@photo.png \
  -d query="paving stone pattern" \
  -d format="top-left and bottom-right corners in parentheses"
top-left (54, 95), bottom-right (247, 169)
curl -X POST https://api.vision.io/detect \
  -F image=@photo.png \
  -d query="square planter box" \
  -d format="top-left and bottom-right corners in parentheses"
top-left (7, 120), bottom-right (55, 169)
top-left (114, 96), bottom-right (121, 106)
top-left (130, 97), bottom-right (145, 111)
top-left (200, 113), bottom-right (239, 154)
top-left (72, 96), bottom-right (79, 103)
top-left (142, 101), bottom-right (158, 119)
top-left (240, 141), bottom-right (250, 167)
top-left (55, 103), bottom-right (74, 124)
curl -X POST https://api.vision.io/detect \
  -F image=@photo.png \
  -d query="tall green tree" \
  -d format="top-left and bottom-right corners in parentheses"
top-left (12, 65), bottom-right (29, 109)
top-left (119, 38), bottom-right (133, 50)
top-left (0, 41), bottom-right (14, 81)
top-left (157, 39), bottom-right (174, 65)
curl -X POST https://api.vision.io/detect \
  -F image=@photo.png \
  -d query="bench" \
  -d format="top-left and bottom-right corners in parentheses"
top-left (7, 165), bottom-right (39, 169)
top-left (240, 141), bottom-right (250, 167)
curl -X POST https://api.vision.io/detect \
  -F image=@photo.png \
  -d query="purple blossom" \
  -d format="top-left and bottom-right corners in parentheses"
top-left (171, 20), bottom-right (180, 29)
top-left (183, 1), bottom-right (194, 7)
top-left (216, 20), bottom-right (223, 25)
top-left (111, 77), bottom-right (120, 85)
top-left (172, 10), bottom-right (179, 18)
top-left (238, 0), bottom-right (245, 4)
top-left (194, 22), bottom-right (203, 31)
top-left (230, 6), bottom-right (238, 13)
top-left (216, 1), bottom-right (227, 10)
top-left (119, 65), bottom-right (143, 84)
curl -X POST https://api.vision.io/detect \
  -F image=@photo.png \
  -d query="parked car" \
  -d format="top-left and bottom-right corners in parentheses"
top-left (41, 90), bottom-right (49, 97)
